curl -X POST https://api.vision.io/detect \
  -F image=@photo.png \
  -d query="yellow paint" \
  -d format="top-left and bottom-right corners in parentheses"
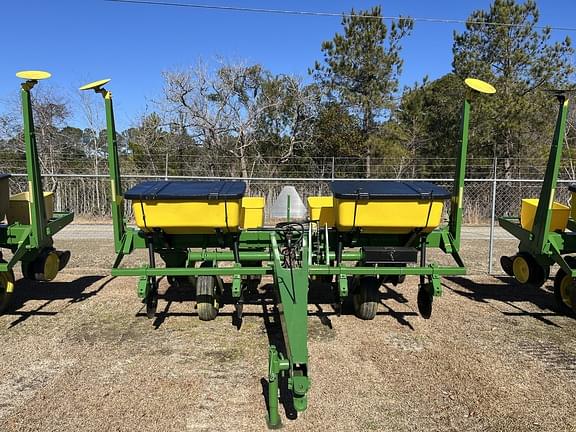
top-left (512, 255), bottom-right (530, 284)
top-left (42, 252), bottom-right (60, 281)
top-left (132, 198), bottom-right (242, 234)
top-left (464, 78), bottom-right (496, 94)
top-left (520, 198), bottom-right (569, 232)
top-left (334, 198), bottom-right (445, 233)
top-left (16, 70), bottom-right (51, 80)
top-left (27, 182), bottom-right (33, 203)
top-left (307, 196), bottom-right (335, 227)
top-left (7, 191), bottom-right (54, 225)
top-left (0, 271), bottom-right (15, 295)
top-left (79, 78), bottom-right (111, 91)
top-left (549, 188), bottom-right (556, 209)
top-left (458, 186), bottom-right (464, 209)
top-left (240, 197), bottom-right (265, 228)
top-left (560, 274), bottom-right (574, 308)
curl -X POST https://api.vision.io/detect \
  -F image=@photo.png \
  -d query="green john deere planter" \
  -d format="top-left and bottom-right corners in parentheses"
top-left (499, 90), bottom-right (576, 315)
top-left (0, 71), bottom-right (73, 312)
top-left (82, 76), bottom-right (494, 427)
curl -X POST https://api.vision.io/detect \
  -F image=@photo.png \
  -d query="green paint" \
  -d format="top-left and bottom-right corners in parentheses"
top-left (532, 96), bottom-right (570, 254)
top-left (449, 98), bottom-right (470, 252)
top-left (104, 94), bottom-right (126, 253)
top-left (21, 82), bottom-right (48, 247)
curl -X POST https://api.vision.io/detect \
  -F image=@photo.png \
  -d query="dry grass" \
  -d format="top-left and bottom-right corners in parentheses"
top-left (0, 239), bottom-right (575, 431)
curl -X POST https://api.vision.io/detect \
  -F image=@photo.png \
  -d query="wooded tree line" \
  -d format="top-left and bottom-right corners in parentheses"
top-left (1, 0), bottom-right (575, 185)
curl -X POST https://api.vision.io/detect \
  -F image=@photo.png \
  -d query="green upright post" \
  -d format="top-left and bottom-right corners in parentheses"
top-left (449, 97), bottom-right (470, 252)
top-left (532, 94), bottom-right (570, 253)
top-left (103, 92), bottom-right (125, 252)
top-left (449, 78), bottom-right (496, 251)
top-left (80, 79), bottom-right (125, 252)
top-left (20, 80), bottom-right (48, 247)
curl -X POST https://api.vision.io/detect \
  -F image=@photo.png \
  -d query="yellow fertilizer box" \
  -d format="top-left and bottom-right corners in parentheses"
top-left (307, 196), bottom-right (336, 228)
top-left (240, 197), bottom-right (265, 229)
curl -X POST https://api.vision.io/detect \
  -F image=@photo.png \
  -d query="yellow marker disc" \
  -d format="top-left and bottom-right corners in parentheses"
top-left (16, 70), bottom-right (51, 80)
top-left (465, 78), bottom-right (496, 94)
top-left (79, 78), bottom-right (111, 91)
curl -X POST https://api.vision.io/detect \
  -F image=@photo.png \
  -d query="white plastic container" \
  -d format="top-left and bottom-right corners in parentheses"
top-left (269, 186), bottom-right (307, 222)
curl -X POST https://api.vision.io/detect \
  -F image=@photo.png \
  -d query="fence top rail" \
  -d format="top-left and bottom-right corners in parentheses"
top-left (7, 173), bottom-right (576, 183)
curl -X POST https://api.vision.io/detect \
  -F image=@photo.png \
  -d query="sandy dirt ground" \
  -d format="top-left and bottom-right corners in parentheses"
top-left (0, 236), bottom-right (575, 431)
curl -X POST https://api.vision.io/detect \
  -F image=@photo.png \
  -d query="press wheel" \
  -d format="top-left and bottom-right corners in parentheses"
top-left (500, 256), bottom-right (513, 276)
top-left (196, 275), bottom-right (219, 321)
top-left (352, 277), bottom-right (380, 320)
top-left (0, 269), bottom-right (15, 314)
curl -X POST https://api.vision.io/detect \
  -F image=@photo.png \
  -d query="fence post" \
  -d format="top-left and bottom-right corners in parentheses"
top-left (488, 157), bottom-right (497, 275)
top-left (165, 153), bottom-right (169, 181)
top-left (331, 157), bottom-right (335, 180)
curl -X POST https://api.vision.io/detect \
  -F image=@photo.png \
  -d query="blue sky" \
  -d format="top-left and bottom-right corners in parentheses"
top-left (1, 1), bottom-right (574, 130)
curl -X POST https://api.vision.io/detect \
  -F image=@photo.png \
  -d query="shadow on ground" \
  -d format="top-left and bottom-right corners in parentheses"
top-left (136, 277), bottom-right (419, 424)
top-left (145, 279), bottom-right (418, 330)
top-left (446, 275), bottom-right (571, 326)
top-left (4, 275), bottom-right (111, 328)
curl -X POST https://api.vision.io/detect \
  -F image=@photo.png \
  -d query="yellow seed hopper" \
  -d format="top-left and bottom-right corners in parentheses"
top-left (125, 180), bottom-right (264, 234)
top-left (7, 191), bottom-right (54, 225)
top-left (308, 180), bottom-right (450, 233)
top-left (520, 198), bottom-right (570, 233)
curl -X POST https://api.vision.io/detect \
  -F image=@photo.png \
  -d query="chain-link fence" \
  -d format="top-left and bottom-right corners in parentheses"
top-left (4, 155), bottom-right (576, 277)
top-left (6, 173), bottom-right (574, 219)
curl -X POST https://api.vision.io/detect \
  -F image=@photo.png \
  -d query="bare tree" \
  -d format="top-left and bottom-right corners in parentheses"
top-left (161, 60), bottom-right (318, 179)
top-left (78, 90), bottom-right (106, 212)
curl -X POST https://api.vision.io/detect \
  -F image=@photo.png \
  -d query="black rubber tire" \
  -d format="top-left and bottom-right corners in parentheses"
top-left (512, 252), bottom-right (548, 288)
top-left (196, 275), bottom-right (218, 321)
top-left (528, 259), bottom-right (548, 289)
top-left (500, 256), bottom-right (513, 276)
top-left (21, 260), bottom-right (34, 281)
top-left (353, 277), bottom-right (380, 320)
top-left (417, 286), bottom-right (433, 319)
top-left (553, 261), bottom-right (576, 316)
top-left (56, 250), bottom-right (71, 271)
